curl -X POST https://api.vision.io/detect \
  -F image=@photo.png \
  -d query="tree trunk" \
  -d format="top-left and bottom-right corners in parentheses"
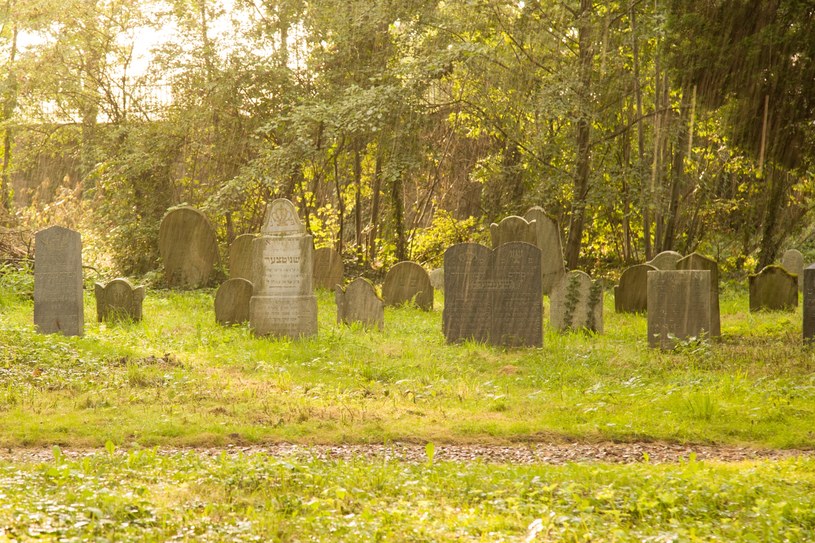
top-left (368, 154), bottom-right (382, 264)
top-left (756, 166), bottom-right (787, 270)
top-left (1, 17), bottom-right (17, 210)
top-left (391, 170), bottom-right (407, 262)
top-left (630, 0), bottom-right (649, 259)
top-left (353, 146), bottom-right (364, 264)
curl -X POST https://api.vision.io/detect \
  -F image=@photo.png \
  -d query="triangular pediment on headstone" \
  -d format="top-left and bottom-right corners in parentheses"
top-left (261, 199), bottom-right (306, 235)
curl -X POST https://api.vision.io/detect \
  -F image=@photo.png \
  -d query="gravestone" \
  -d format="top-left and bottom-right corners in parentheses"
top-left (443, 242), bottom-right (542, 347)
top-left (549, 270), bottom-right (603, 333)
top-left (34, 226), bottom-right (84, 336)
top-left (215, 278), bottom-right (253, 325)
top-left (781, 249), bottom-right (805, 291)
top-left (525, 207), bottom-right (566, 295)
top-left (313, 247), bottom-right (344, 290)
top-left (335, 278), bottom-right (384, 330)
top-left (158, 206), bottom-right (219, 288)
top-left (749, 265), bottom-right (798, 312)
top-left (647, 270), bottom-right (711, 349)
top-left (429, 267), bottom-right (444, 292)
top-left (489, 215), bottom-right (538, 248)
top-left (647, 250), bottom-right (683, 270)
top-left (676, 253), bottom-right (720, 337)
top-left (249, 199), bottom-right (317, 338)
top-left (229, 234), bottom-right (256, 282)
top-left (803, 265), bottom-right (815, 344)
top-left (94, 278), bottom-right (145, 322)
top-left (382, 261), bottom-right (433, 311)
top-left (614, 264), bottom-right (657, 313)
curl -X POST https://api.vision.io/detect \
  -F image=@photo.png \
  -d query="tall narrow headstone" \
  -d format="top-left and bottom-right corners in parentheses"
top-left (34, 226), bottom-right (84, 336)
top-left (429, 267), bottom-right (444, 292)
top-left (781, 249), bottom-right (805, 292)
top-left (158, 206), bottom-right (219, 288)
top-left (550, 270), bottom-right (603, 333)
top-left (313, 247), bottom-right (344, 290)
top-left (249, 199), bottom-right (317, 338)
top-left (614, 264), bottom-right (657, 313)
top-left (229, 234), bottom-right (256, 282)
top-left (647, 251), bottom-right (683, 270)
top-left (335, 278), bottom-right (384, 330)
top-left (215, 278), bottom-right (253, 325)
top-left (94, 278), bottom-right (145, 322)
top-left (443, 242), bottom-right (542, 347)
top-left (803, 265), bottom-right (815, 344)
top-left (489, 215), bottom-right (538, 248)
top-left (525, 207), bottom-right (566, 295)
top-left (647, 270), bottom-right (711, 349)
top-left (676, 253), bottom-right (720, 337)
top-left (382, 262), bottom-right (434, 310)
top-left (749, 265), bottom-right (798, 312)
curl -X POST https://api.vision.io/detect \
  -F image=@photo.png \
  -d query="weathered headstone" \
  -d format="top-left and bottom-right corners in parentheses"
top-left (215, 278), bottom-right (253, 325)
top-left (647, 250), bottom-right (683, 270)
top-left (382, 261), bottom-right (434, 311)
top-left (676, 253), bottom-right (720, 337)
top-left (94, 278), bottom-right (145, 322)
top-left (749, 265), bottom-right (798, 312)
top-left (229, 234), bottom-right (256, 282)
top-left (429, 267), bottom-right (444, 292)
top-left (443, 242), bottom-right (542, 347)
top-left (158, 206), bottom-right (219, 288)
top-left (249, 199), bottom-right (317, 338)
top-left (647, 270), bottom-right (711, 349)
top-left (489, 215), bottom-right (538, 248)
top-left (803, 265), bottom-right (815, 344)
top-left (313, 247), bottom-right (344, 290)
top-left (614, 264), bottom-right (657, 313)
top-left (781, 249), bottom-right (805, 291)
top-left (34, 226), bottom-right (84, 336)
top-left (549, 270), bottom-right (603, 333)
top-left (525, 207), bottom-right (566, 295)
top-left (335, 278), bottom-right (384, 330)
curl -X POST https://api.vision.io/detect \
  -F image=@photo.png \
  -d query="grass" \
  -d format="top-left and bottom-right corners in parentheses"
top-left (1, 267), bottom-right (815, 449)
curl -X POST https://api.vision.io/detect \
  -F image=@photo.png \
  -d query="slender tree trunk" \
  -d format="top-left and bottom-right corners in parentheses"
top-left (662, 84), bottom-right (690, 250)
top-left (1, 15), bottom-right (17, 210)
top-left (630, 0), bottom-right (648, 259)
top-left (353, 146), bottom-right (363, 264)
top-left (391, 171), bottom-right (407, 262)
top-left (80, 0), bottom-right (100, 180)
top-left (757, 166), bottom-right (787, 270)
top-left (368, 154), bottom-right (382, 264)
top-left (333, 150), bottom-right (344, 254)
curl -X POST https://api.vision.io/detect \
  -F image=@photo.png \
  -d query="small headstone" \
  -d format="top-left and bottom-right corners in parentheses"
top-left (676, 253), bottom-right (720, 337)
top-left (313, 247), bottom-right (344, 290)
top-left (489, 215), bottom-right (538, 248)
top-left (749, 265), bottom-right (798, 312)
top-left (429, 268), bottom-right (444, 292)
top-left (158, 206), bottom-right (219, 288)
top-left (215, 278), bottom-right (253, 325)
top-left (647, 250), bottom-right (683, 270)
top-left (229, 234), bottom-right (256, 282)
top-left (34, 226), bottom-right (84, 336)
top-left (781, 249), bottom-right (805, 291)
top-left (525, 207), bottom-right (566, 295)
top-left (443, 242), bottom-right (542, 347)
top-left (249, 199), bottom-right (317, 338)
top-left (647, 270), bottom-right (711, 349)
top-left (94, 278), bottom-right (145, 322)
top-left (382, 261), bottom-right (433, 311)
top-left (335, 278), bottom-right (384, 330)
top-left (803, 265), bottom-right (815, 344)
top-left (549, 270), bottom-right (603, 333)
top-left (614, 264), bottom-right (657, 313)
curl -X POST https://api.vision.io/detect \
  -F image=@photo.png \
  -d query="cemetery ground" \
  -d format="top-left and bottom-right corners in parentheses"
top-left (2, 274), bottom-right (815, 540)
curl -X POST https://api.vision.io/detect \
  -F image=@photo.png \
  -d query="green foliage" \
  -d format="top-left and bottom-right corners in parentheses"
top-left (409, 210), bottom-right (481, 267)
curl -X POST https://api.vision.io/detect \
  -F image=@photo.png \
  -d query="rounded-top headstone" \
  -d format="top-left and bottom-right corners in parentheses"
top-left (615, 263), bottom-right (658, 313)
top-left (382, 261), bottom-right (433, 310)
top-left (335, 277), bottom-right (384, 330)
top-left (489, 215), bottom-right (538, 248)
top-left (313, 247), bottom-right (344, 290)
top-left (429, 267), bottom-right (444, 292)
top-left (647, 250), bottom-right (683, 271)
top-left (749, 265), bottom-right (798, 312)
top-left (229, 234), bottom-right (256, 281)
top-left (524, 206), bottom-right (566, 295)
top-left (216, 278), bottom-right (254, 325)
top-left (158, 206), bottom-right (219, 289)
top-left (550, 270), bottom-right (603, 333)
top-left (781, 249), bottom-right (805, 291)
top-left (94, 278), bottom-right (145, 322)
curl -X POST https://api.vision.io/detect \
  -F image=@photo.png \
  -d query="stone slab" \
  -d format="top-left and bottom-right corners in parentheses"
top-left (34, 226), bottom-right (84, 336)
top-left (313, 247), bottom-right (344, 290)
top-left (158, 206), bottom-right (219, 288)
top-left (94, 278), bottom-right (145, 322)
top-left (781, 249), bottom-right (805, 291)
top-left (647, 251), bottom-right (683, 270)
top-left (804, 265), bottom-right (815, 344)
top-left (676, 252), bottom-right (720, 337)
top-left (615, 264), bottom-right (657, 313)
top-left (382, 261), bottom-right (433, 311)
top-left (429, 268), bottom-right (444, 292)
top-left (550, 270), bottom-right (603, 333)
top-left (489, 215), bottom-right (538, 248)
top-left (229, 234), bottom-right (256, 282)
top-left (749, 265), bottom-right (797, 312)
top-left (215, 278), bottom-right (253, 325)
top-left (647, 270), bottom-right (711, 349)
top-left (525, 207), bottom-right (566, 295)
top-left (335, 278), bottom-right (384, 330)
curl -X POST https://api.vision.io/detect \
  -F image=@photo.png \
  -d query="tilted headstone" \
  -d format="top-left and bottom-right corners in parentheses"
top-left (549, 270), bottom-right (603, 333)
top-left (34, 226), bottom-right (84, 336)
top-left (614, 264), bottom-right (657, 313)
top-left (749, 265), bottom-right (798, 312)
top-left (229, 234), bottom-right (256, 282)
top-left (249, 199), bottom-right (317, 338)
top-left (382, 261), bottom-right (433, 311)
top-left (313, 247), bottom-right (344, 290)
top-left (215, 278), bottom-right (253, 325)
top-left (489, 215), bottom-right (538, 248)
top-left (803, 265), bottom-right (815, 344)
top-left (525, 207), bottom-right (566, 295)
top-left (781, 249), bottom-right (805, 291)
top-left (647, 270), bottom-right (711, 349)
top-left (158, 206), bottom-right (219, 288)
top-left (429, 267), bottom-right (444, 292)
top-left (676, 253), bottom-right (720, 337)
top-left (647, 250), bottom-right (683, 270)
top-left (443, 242), bottom-right (542, 347)
top-left (335, 278), bottom-right (384, 330)
top-left (94, 278), bottom-right (145, 322)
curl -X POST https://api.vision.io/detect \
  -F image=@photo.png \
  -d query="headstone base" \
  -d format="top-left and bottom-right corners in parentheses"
top-left (250, 295), bottom-right (317, 338)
